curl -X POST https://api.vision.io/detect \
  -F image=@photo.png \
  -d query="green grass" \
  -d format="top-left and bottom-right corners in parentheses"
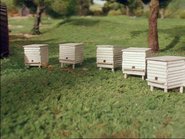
top-left (1, 15), bottom-right (185, 138)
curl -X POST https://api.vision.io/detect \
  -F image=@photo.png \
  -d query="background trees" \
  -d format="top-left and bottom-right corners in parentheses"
top-left (3, 0), bottom-right (76, 35)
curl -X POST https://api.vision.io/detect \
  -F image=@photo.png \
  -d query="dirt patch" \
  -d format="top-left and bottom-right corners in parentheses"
top-left (8, 25), bottom-right (24, 29)
top-left (9, 33), bottom-right (40, 38)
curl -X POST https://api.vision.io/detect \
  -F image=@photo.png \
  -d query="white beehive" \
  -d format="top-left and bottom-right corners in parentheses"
top-left (23, 44), bottom-right (49, 68)
top-left (122, 47), bottom-right (152, 80)
top-left (146, 56), bottom-right (185, 93)
top-left (96, 45), bottom-right (125, 72)
top-left (59, 43), bottom-right (84, 69)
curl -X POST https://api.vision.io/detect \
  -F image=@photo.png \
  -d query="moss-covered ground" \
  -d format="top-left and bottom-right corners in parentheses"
top-left (1, 15), bottom-right (185, 138)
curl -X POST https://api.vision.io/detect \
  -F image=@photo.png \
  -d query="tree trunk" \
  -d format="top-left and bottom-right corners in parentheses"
top-left (126, 6), bottom-right (130, 16)
top-left (147, 0), bottom-right (160, 53)
top-left (31, 5), bottom-right (45, 35)
top-left (161, 8), bottom-right (165, 19)
top-left (79, 2), bottom-right (83, 16)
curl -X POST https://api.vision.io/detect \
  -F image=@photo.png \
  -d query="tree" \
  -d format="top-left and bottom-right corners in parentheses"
top-left (160, 0), bottom-right (172, 19)
top-left (145, 0), bottom-right (160, 52)
top-left (77, 0), bottom-right (93, 16)
top-left (116, 0), bottom-right (171, 53)
top-left (11, 0), bottom-right (76, 35)
top-left (116, 0), bottom-right (142, 16)
top-left (141, 0), bottom-right (172, 52)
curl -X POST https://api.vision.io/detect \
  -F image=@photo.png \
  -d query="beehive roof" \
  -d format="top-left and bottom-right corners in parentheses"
top-left (59, 43), bottom-right (84, 47)
top-left (23, 44), bottom-right (48, 47)
top-left (146, 56), bottom-right (185, 62)
top-left (122, 47), bottom-right (151, 52)
top-left (97, 45), bottom-right (125, 48)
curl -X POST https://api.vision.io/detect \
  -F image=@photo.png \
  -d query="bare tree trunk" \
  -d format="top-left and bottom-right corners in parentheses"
top-left (161, 8), bottom-right (165, 19)
top-left (31, 4), bottom-right (45, 35)
top-left (126, 6), bottom-right (130, 16)
top-left (79, 2), bottom-right (83, 16)
top-left (147, 0), bottom-right (160, 53)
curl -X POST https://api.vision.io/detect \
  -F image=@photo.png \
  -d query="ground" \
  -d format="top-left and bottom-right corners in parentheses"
top-left (1, 15), bottom-right (185, 138)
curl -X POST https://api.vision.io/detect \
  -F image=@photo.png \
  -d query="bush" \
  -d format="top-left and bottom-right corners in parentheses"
top-left (108, 9), bottom-right (122, 16)
top-left (180, 11), bottom-right (185, 19)
top-left (133, 7), bottom-right (143, 17)
top-left (92, 10), bottom-right (104, 16)
top-left (143, 9), bottom-right (150, 18)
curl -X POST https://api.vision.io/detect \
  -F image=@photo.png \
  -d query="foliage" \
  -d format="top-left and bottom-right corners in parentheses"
top-left (91, 9), bottom-right (105, 16)
top-left (115, 0), bottom-right (144, 16)
top-left (180, 11), bottom-right (185, 19)
top-left (108, 9), bottom-right (122, 16)
top-left (159, 0), bottom-right (172, 9)
top-left (2, 16), bottom-right (185, 138)
top-left (133, 7), bottom-right (143, 16)
top-left (1, 0), bottom-right (19, 14)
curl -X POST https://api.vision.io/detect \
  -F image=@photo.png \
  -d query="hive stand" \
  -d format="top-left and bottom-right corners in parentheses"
top-left (96, 45), bottom-right (125, 72)
top-left (122, 47), bottom-right (152, 80)
top-left (59, 43), bottom-right (84, 69)
top-left (146, 56), bottom-right (185, 93)
top-left (23, 44), bottom-right (49, 68)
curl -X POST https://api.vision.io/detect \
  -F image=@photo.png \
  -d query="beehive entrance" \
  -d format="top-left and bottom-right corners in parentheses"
top-left (103, 60), bottom-right (106, 62)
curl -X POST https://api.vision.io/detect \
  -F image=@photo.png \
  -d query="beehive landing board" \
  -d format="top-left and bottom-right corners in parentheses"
top-left (146, 56), bottom-right (185, 93)
top-left (96, 45), bottom-right (125, 72)
top-left (59, 43), bottom-right (84, 69)
top-left (23, 44), bottom-right (49, 68)
top-left (122, 47), bottom-right (152, 80)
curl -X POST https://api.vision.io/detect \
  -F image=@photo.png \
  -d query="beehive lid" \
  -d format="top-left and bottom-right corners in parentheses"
top-left (122, 47), bottom-right (151, 52)
top-left (60, 43), bottom-right (84, 47)
top-left (23, 44), bottom-right (48, 48)
top-left (146, 56), bottom-right (185, 62)
top-left (97, 45), bottom-right (125, 48)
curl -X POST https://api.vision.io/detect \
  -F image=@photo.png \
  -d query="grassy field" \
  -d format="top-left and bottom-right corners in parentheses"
top-left (1, 15), bottom-right (185, 138)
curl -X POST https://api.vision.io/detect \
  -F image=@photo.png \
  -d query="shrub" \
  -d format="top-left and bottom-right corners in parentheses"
top-left (143, 9), bottom-right (150, 18)
top-left (133, 7), bottom-right (143, 17)
top-left (108, 9), bottom-right (122, 16)
top-left (92, 10), bottom-right (104, 16)
top-left (180, 11), bottom-right (185, 19)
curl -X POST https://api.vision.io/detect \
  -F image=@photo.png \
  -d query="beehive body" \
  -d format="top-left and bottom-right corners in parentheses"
top-left (59, 43), bottom-right (84, 69)
top-left (96, 45), bottom-right (125, 71)
top-left (146, 56), bottom-right (185, 93)
top-left (122, 47), bottom-right (152, 79)
top-left (23, 44), bottom-right (49, 67)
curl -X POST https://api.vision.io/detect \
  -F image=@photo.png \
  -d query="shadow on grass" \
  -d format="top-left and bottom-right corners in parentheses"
top-left (160, 35), bottom-right (180, 52)
top-left (130, 26), bottom-right (185, 52)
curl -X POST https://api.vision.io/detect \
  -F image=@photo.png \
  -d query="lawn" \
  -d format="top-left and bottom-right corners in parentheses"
top-left (1, 15), bottom-right (185, 138)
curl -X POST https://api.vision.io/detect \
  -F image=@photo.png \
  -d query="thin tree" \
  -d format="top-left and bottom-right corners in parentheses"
top-left (160, 0), bottom-right (172, 19)
top-left (12, 0), bottom-right (76, 35)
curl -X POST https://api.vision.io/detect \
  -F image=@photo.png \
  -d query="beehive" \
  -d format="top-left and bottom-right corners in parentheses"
top-left (0, 4), bottom-right (10, 56)
top-left (146, 56), bottom-right (185, 93)
top-left (59, 43), bottom-right (84, 69)
top-left (96, 45), bottom-right (125, 72)
top-left (23, 44), bottom-right (49, 68)
top-left (122, 47), bottom-right (152, 80)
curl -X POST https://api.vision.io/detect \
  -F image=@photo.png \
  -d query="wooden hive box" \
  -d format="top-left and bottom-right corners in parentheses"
top-left (0, 4), bottom-right (10, 56)
top-left (96, 45), bottom-right (125, 72)
top-left (122, 47), bottom-right (152, 80)
top-left (23, 44), bottom-right (49, 68)
top-left (59, 43), bottom-right (84, 69)
top-left (146, 56), bottom-right (185, 93)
